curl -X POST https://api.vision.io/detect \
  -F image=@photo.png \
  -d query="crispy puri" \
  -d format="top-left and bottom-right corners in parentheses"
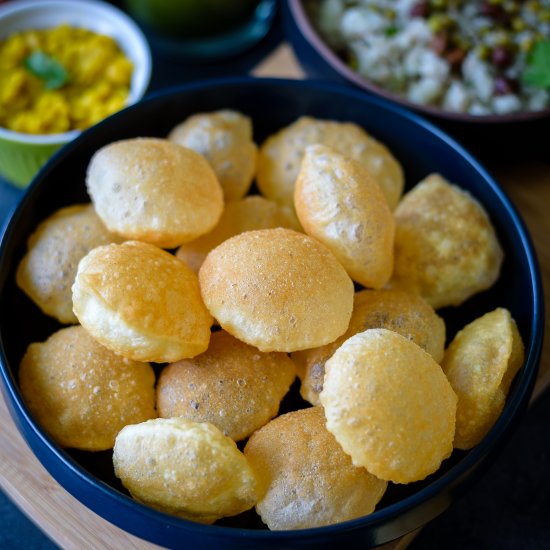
top-left (198, 228), bottom-right (354, 352)
top-left (390, 173), bottom-right (503, 309)
top-left (257, 116), bottom-right (404, 210)
top-left (244, 406), bottom-right (387, 530)
top-left (72, 241), bottom-right (212, 363)
top-left (442, 308), bottom-right (525, 450)
top-left (19, 326), bottom-right (156, 451)
top-left (157, 330), bottom-right (296, 441)
top-left (16, 204), bottom-right (122, 324)
top-left (293, 289), bottom-right (446, 405)
top-left (113, 417), bottom-right (259, 523)
top-left (320, 329), bottom-right (457, 484)
top-left (168, 110), bottom-right (257, 201)
top-left (86, 138), bottom-right (224, 248)
top-left (176, 195), bottom-right (300, 273)
top-left (294, 144), bottom-right (394, 288)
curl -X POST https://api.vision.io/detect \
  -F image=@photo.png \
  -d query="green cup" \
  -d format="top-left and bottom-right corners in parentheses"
top-left (0, 131), bottom-right (72, 189)
top-left (123, 0), bottom-right (261, 38)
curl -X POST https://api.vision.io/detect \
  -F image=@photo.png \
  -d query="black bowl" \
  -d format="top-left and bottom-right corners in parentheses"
top-left (0, 77), bottom-right (543, 549)
top-left (283, 0), bottom-right (550, 161)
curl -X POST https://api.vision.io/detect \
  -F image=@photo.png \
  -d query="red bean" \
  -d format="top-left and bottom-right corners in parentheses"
top-left (430, 32), bottom-right (448, 55)
top-left (446, 48), bottom-right (466, 69)
top-left (410, 1), bottom-right (430, 18)
top-left (491, 46), bottom-right (513, 68)
top-left (494, 76), bottom-right (518, 95)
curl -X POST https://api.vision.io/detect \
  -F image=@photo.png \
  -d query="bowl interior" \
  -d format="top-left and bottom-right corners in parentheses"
top-left (0, 78), bottom-right (542, 548)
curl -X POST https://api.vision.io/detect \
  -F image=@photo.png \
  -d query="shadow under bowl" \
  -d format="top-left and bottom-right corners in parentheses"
top-left (0, 77), bottom-right (543, 549)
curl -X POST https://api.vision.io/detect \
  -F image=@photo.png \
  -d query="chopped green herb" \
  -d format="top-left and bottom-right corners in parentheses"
top-left (384, 26), bottom-right (398, 37)
top-left (522, 40), bottom-right (550, 89)
top-left (24, 51), bottom-right (70, 90)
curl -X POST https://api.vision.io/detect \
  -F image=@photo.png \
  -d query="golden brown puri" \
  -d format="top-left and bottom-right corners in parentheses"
top-left (198, 228), bottom-right (354, 353)
top-left (256, 116), bottom-right (404, 210)
top-left (86, 137), bottom-right (224, 248)
top-left (442, 308), bottom-right (525, 450)
top-left (292, 289), bottom-right (446, 406)
top-left (390, 173), bottom-right (504, 310)
top-left (176, 195), bottom-right (300, 273)
top-left (168, 110), bottom-right (258, 201)
top-left (320, 329), bottom-right (457, 484)
top-left (19, 325), bottom-right (156, 451)
top-left (72, 241), bottom-right (212, 363)
top-left (294, 144), bottom-right (394, 289)
top-left (157, 330), bottom-right (296, 441)
top-left (15, 204), bottom-right (122, 324)
top-left (244, 406), bottom-right (387, 530)
top-left (113, 417), bottom-right (260, 524)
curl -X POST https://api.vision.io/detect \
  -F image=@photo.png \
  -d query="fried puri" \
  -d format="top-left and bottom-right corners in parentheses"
top-left (293, 289), bottom-right (446, 406)
top-left (86, 138), bottom-right (224, 248)
top-left (244, 407), bottom-right (387, 530)
top-left (176, 195), bottom-right (300, 273)
top-left (72, 241), bottom-right (212, 363)
top-left (257, 116), bottom-right (404, 210)
top-left (442, 308), bottom-right (525, 450)
top-left (15, 204), bottom-right (122, 324)
top-left (113, 417), bottom-right (259, 523)
top-left (157, 330), bottom-right (296, 441)
top-left (19, 326), bottom-right (156, 451)
top-left (294, 144), bottom-right (394, 288)
top-left (198, 228), bottom-right (354, 352)
top-left (320, 329), bottom-right (457, 484)
top-left (391, 173), bottom-right (504, 309)
top-left (168, 110), bottom-right (257, 201)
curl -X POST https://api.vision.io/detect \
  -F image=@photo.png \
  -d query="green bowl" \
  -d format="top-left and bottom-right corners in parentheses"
top-left (0, 130), bottom-right (76, 189)
top-left (123, 0), bottom-right (261, 38)
top-left (0, 0), bottom-right (152, 188)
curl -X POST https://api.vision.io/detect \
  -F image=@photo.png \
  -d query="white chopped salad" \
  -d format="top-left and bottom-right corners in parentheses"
top-left (307, 0), bottom-right (550, 115)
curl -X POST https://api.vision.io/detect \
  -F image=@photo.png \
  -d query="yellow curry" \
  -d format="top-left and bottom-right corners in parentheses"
top-left (0, 24), bottom-right (133, 134)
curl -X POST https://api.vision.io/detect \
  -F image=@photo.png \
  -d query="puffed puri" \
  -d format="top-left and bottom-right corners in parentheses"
top-left (320, 328), bottom-right (457, 484)
top-left (86, 138), bottom-right (224, 249)
top-left (157, 330), bottom-right (297, 441)
top-left (292, 288), bottom-right (446, 407)
top-left (294, 144), bottom-right (395, 289)
top-left (244, 406), bottom-right (388, 530)
top-left (390, 173), bottom-right (503, 309)
top-left (168, 109), bottom-right (258, 201)
top-left (15, 203), bottom-right (123, 324)
top-left (72, 240), bottom-right (213, 363)
top-left (19, 325), bottom-right (156, 451)
top-left (113, 417), bottom-right (260, 524)
top-left (256, 116), bottom-right (404, 210)
top-left (198, 228), bottom-right (355, 353)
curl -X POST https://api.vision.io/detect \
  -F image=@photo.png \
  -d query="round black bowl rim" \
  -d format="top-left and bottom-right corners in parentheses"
top-left (286, 0), bottom-right (550, 125)
top-left (0, 76), bottom-right (544, 542)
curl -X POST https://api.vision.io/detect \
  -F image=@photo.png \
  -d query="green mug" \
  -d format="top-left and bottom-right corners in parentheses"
top-left (123, 0), bottom-right (261, 38)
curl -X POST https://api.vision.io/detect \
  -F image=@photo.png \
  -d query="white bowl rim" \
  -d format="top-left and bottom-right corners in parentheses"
top-left (0, 0), bottom-right (152, 145)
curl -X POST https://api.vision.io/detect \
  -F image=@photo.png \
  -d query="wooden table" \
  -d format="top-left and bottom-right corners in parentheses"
top-left (1, 44), bottom-right (549, 550)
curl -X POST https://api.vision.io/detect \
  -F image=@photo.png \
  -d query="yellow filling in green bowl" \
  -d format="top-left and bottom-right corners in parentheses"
top-left (0, 24), bottom-right (133, 134)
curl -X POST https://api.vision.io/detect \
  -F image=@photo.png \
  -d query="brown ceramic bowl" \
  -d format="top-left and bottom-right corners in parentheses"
top-left (284, 0), bottom-right (550, 158)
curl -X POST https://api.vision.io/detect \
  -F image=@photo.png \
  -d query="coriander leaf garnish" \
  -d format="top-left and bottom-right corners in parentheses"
top-left (522, 40), bottom-right (550, 89)
top-left (24, 51), bottom-right (70, 90)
